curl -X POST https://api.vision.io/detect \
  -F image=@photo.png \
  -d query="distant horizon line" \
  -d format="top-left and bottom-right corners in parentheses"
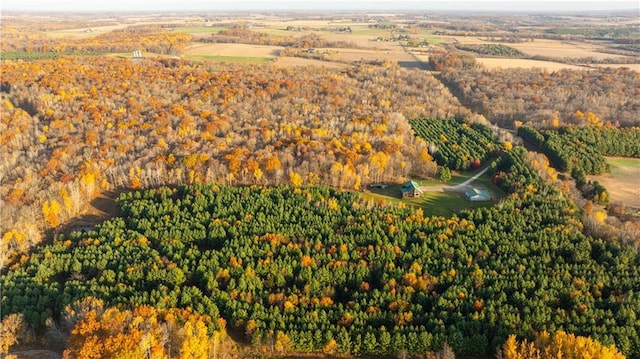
top-left (3, 8), bottom-right (639, 15)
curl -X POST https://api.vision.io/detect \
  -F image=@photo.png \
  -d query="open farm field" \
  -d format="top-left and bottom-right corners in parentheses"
top-left (322, 32), bottom-right (390, 48)
top-left (46, 24), bottom-right (134, 39)
top-left (248, 20), bottom-right (390, 38)
top-left (173, 26), bottom-right (231, 34)
top-left (508, 39), bottom-right (634, 60)
top-left (440, 36), bottom-right (637, 63)
top-left (274, 56), bottom-right (348, 68)
top-left (185, 54), bottom-right (275, 63)
top-left (329, 47), bottom-right (415, 64)
top-left (476, 57), bottom-right (589, 70)
top-left (183, 43), bottom-right (283, 58)
top-left (45, 18), bottom-right (189, 39)
top-left (590, 157), bottom-right (640, 207)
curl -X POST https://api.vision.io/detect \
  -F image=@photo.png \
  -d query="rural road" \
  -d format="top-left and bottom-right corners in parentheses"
top-left (420, 165), bottom-right (491, 193)
top-left (451, 166), bottom-right (491, 189)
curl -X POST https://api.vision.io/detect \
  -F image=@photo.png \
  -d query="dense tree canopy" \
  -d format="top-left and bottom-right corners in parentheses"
top-left (410, 118), bottom-right (502, 170)
top-left (0, 56), bottom-right (469, 267)
top-left (3, 148), bottom-right (639, 357)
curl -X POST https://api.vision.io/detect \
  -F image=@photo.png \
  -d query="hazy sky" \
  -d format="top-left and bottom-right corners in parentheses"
top-left (2, 0), bottom-right (638, 12)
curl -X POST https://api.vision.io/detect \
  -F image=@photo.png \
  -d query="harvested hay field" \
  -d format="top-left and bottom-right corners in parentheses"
top-left (274, 57), bottom-right (348, 68)
top-left (590, 157), bottom-right (640, 207)
top-left (476, 58), bottom-right (589, 71)
top-left (508, 39), bottom-right (632, 60)
top-left (47, 24), bottom-right (133, 39)
top-left (183, 43), bottom-right (283, 58)
top-left (440, 37), bottom-right (636, 63)
top-left (321, 32), bottom-right (393, 48)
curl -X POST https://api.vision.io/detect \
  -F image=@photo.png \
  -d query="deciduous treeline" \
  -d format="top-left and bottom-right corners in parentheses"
top-left (1, 24), bottom-right (191, 55)
top-left (440, 66), bottom-right (640, 127)
top-left (0, 56), bottom-right (469, 267)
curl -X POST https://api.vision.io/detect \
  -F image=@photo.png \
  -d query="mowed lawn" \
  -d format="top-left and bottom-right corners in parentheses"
top-left (361, 172), bottom-right (505, 217)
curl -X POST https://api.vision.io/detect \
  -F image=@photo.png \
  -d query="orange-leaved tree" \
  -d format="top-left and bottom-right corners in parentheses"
top-left (499, 331), bottom-right (625, 359)
top-left (63, 305), bottom-right (226, 359)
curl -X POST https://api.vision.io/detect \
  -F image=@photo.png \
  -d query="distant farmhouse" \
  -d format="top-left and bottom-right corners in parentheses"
top-left (334, 27), bottom-right (352, 34)
top-left (465, 187), bottom-right (491, 201)
top-left (132, 50), bottom-right (143, 59)
top-left (401, 181), bottom-right (423, 198)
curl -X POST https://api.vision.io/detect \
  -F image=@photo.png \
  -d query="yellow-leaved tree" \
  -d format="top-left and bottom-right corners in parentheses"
top-left (63, 305), bottom-right (226, 359)
top-left (499, 331), bottom-right (626, 359)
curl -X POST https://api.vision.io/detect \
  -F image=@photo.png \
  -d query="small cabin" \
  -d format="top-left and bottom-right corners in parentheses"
top-left (401, 181), bottom-right (423, 198)
top-left (465, 187), bottom-right (491, 201)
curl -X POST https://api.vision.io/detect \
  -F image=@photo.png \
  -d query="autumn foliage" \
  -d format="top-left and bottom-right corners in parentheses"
top-left (500, 331), bottom-right (626, 359)
top-left (440, 66), bottom-right (640, 127)
top-left (1, 22), bottom-right (191, 55)
top-left (1, 56), bottom-right (468, 268)
top-left (63, 305), bottom-right (225, 359)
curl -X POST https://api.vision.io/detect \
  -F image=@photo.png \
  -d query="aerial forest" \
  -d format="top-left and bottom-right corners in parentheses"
top-left (3, 148), bottom-right (639, 357)
top-left (0, 56), bottom-right (469, 265)
top-left (2, 12), bottom-right (640, 359)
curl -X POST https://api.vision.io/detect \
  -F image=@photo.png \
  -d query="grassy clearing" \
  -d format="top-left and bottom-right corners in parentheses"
top-left (606, 157), bottom-right (640, 172)
top-left (184, 55), bottom-right (274, 63)
top-left (422, 190), bottom-right (497, 217)
top-left (589, 157), bottom-right (640, 207)
top-left (255, 28), bottom-right (290, 36)
top-left (414, 170), bottom-right (477, 186)
top-left (361, 172), bottom-right (505, 217)
top-left (425, 36), bottom-right (444, 45)
top-left (183, 43), bottom-right (282, 57)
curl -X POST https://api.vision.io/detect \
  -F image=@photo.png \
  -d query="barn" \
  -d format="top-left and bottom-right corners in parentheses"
top-left (465, 187), bottom-right (491, 201)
